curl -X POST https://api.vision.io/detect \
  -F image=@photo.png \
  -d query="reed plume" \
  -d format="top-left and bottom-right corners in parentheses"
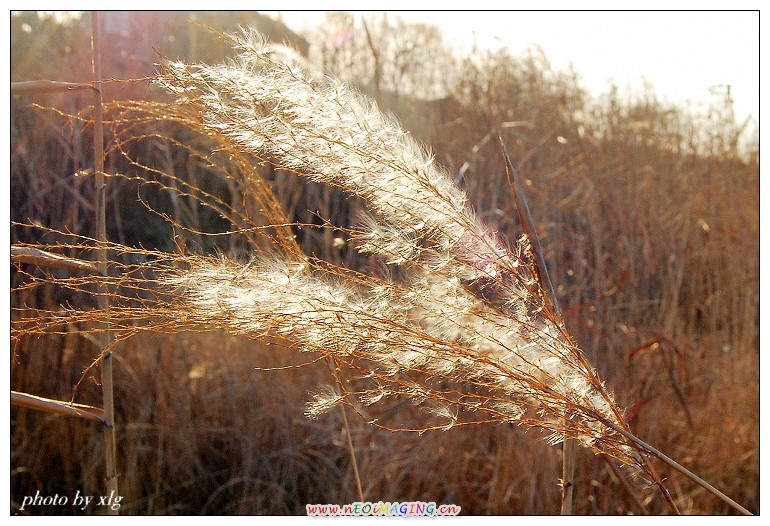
top-left (13, 29), bottom-right (639, 466)
top-left (146, 31), bottom-right (641, 468)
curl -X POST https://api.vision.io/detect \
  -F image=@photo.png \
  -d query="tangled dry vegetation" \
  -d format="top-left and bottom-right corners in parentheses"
top-left (11, 22), bottom-right (758, 515)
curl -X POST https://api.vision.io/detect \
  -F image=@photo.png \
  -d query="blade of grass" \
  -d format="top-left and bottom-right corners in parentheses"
top-left (500, 138), bottom-right (685, 515)
top-left (499, 137), bottom-right (560, 315)
top-left (499, 137), bottom-right (574, 514)
top-left (499, 139), bottom-right (748, 515)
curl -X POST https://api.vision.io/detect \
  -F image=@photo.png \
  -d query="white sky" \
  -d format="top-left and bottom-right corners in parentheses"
top-left (272, 9), bottom-right (759, 131)
top-left (6, 3), bottom-right (760, 129)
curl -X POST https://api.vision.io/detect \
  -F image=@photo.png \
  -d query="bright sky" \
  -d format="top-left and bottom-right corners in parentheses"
top-left (272, 9), bottom-right (759, 133)
top-left (6, 4), bottom-right (759, 129)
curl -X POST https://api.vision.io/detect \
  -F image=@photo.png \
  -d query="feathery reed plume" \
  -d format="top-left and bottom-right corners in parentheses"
top-left (151, 31), bottom-right (640, 468)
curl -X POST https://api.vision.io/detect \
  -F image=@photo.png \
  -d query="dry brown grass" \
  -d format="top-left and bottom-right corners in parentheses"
top-left (12, 328), bottom-right (756, 514)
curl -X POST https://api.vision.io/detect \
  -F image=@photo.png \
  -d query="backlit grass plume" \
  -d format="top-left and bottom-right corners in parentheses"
top-left (150, 31), bottom-right (640, 467)
top-left (11, 30), bottom-right (636, 462)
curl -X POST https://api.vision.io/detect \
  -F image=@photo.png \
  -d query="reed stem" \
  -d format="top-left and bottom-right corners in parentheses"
top-left (601, 419), bottom-right (751, 515)
top-left (11, 391), bottom-right (105, 423)
top-left (327, 358), bottom-right (365, 502)
top-left (91, 11), bottom-right (119, 514)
